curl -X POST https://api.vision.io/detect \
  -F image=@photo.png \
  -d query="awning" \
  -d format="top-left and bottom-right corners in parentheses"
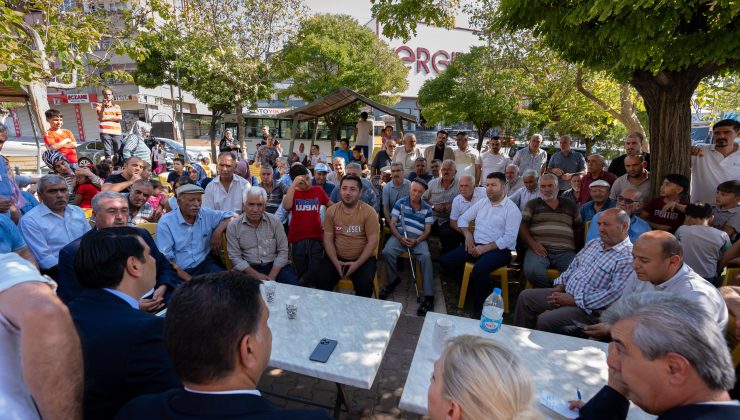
top-left (276, 87), bottom-right (417, 123)
top-left (0, 84), bottom-right (29, 102)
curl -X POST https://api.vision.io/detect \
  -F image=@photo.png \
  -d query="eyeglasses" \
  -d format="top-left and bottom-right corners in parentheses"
top-left (617, 196), bottom-right (639, 205)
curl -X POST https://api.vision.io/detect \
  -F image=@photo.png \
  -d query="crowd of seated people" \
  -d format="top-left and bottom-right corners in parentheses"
top-left (1, 117), bottom-right (739, 418)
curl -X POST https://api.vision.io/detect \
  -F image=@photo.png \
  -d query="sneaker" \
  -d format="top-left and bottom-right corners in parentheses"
top-left (378, 278), bottom-right (401, 300)
top-left (417, 298), bottom-right (434, 317)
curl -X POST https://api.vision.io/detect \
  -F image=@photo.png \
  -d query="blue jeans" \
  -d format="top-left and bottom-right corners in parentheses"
top-left (523, 249), bottom-right (576, 288)
top-left (440, 245), bottom-right (511, 316)
top-left (251, 262), bottom-right (299, 285)
top-left (100, 133), bottom-right (122, 158)
top-left (184, 255), bottom-right (224, 277)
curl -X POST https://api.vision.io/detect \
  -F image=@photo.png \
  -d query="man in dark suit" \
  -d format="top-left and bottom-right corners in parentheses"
top-left (573, 292), bottom-right (739, 419)
top-left (69, 229), bottom-right (181, 419)
top-left (57, 191), bottom-right (187, 308)
top-left (115, 272), bottom-right (330, 420)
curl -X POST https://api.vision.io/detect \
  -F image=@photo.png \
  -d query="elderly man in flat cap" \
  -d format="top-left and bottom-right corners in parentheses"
top-left (156, 184), bottom-right (236, 275)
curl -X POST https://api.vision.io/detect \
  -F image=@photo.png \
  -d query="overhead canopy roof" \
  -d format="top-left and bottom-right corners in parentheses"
top-left (276, 87), bottom-right (417, 123)
top-left (0, 84), bottom-right (29, 102)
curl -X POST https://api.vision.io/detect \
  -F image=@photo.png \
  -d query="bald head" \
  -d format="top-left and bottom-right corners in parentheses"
top-left (637, 231), bottom-right (683, 259)
top-left (632, 231), bottom-right (684, 284)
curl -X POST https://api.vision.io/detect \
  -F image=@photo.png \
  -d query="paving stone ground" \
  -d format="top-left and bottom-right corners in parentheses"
top-left (259, 243), bottom-right (525, 418)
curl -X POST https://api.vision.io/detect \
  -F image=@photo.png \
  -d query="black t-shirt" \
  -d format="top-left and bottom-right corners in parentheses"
top-left (608, 152), bottom-right (651, 178)
top-left (105, 174), bottom-right (131, 192)
top-left (433, 145), bottom-right (446, 161)
top-left (372, 150), bottom-right (392, 171)
top-left (166, 171), bottom-right (183, 185)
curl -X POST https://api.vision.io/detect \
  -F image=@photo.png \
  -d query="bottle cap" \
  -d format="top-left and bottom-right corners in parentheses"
top-left (493, 288), bottom-right (502, 295)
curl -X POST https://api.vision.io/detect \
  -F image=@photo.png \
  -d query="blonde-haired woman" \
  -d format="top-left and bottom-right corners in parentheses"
top-left (428, 335), bottom-right (541, 420)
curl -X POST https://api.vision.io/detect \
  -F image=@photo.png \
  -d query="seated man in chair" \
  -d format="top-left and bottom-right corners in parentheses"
top-left (379, 179), bottom-right (435, 315)
top-left (226, 186), bottom-right (298, 284)
top-left (317, 175), bottom-right (379, 297)
top-left (440, 172), bottom-right (521, 319)
top-left (514, 208), bottom-right (633, 334)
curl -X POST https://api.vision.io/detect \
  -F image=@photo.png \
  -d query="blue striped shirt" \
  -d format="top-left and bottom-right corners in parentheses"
top-left (391, 196), bottom-right (433, 239)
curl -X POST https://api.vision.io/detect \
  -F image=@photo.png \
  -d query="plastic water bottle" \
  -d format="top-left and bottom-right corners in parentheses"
top-left (480, 288), bottom-right (504, 333)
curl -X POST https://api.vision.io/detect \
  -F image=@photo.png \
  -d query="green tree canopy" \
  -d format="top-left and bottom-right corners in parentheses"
top-left (274, 14), bottom-right (408, 141)
top-left (134, 0), bottom-right (305, 157)
top-left (418, 46), bottom-right (525, 149)
top-left (0, 0), bottom-right (163, 133)
top-left (371, 0), bottom-right (740, 193)
top-left (494, 0), bottom-right (740, 192)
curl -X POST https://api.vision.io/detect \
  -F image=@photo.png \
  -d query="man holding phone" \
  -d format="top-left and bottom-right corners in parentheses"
top-left (96, 88), bottom-right (123, 160)
top-left (317, 175), bottom-right (379, 297)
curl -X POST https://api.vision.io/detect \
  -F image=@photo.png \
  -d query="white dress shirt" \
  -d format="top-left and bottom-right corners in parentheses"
top-left (203, 175), bottom-right (251, 213)
top-left (457, 195), bottom-right (522, 250)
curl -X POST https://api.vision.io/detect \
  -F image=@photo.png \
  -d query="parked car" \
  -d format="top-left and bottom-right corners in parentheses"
top-left (75, 139), bottom-right (174, 169)
top-left (153, 137), bottom-right (212, 164)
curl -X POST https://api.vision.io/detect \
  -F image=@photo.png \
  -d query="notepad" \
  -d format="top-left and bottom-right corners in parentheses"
top-left (539, 390), bottom-right (580, 419)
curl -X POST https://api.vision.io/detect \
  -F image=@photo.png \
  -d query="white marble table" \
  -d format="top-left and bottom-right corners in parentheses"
top-left (264, 282), bottom-right (403, 389)
top-left (399, 312), bottom-right (653, 419)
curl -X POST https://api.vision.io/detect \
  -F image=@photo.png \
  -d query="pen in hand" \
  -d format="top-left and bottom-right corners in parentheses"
top-left (577, 387), bottom-right (582, 401)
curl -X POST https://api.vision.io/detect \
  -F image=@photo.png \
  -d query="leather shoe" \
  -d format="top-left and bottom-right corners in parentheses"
top-left (378, 278), bottom-right (401, 300)
top-left (417, 297), bottom-right (434, 316)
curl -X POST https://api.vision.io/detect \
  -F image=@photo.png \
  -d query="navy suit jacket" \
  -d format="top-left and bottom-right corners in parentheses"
top-left (68, 288), bottom-right (182, 419)
top-left (115, 388), bottom-right (331, 420)
top-left (578, 386), bottom-right (740, 420)
top-left (57, 226), bottom-right (181, 303)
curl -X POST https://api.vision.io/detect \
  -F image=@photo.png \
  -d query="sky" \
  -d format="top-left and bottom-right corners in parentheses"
top-left (305, 0), bottom-right (376, 23)
top-left (304, 0), bottom-right (473, 29)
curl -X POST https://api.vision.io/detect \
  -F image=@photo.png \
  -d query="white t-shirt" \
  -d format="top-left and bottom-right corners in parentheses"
top-left (690, 144), bottom-right (740, 204)
top-left (1, 253), bottom-right (55, 420)
top-left (479, 152), bottom-right (510, 185)
top-left (454, 147), bottom-right (481, 180)
top-left (310, 152), bottom-right (327, 167)
top-left (356, 120), bottom-right (373, 146)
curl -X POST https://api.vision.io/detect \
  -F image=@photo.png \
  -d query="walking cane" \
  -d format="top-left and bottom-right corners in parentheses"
top-left (399, 203), bottom-right (420, 301)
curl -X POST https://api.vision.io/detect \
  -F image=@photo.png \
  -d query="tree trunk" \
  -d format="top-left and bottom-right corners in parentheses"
top-left (474, 123), bottom-right (491, 151)
top-left (235, 102), bottom-right (246, 159)
top-left (208, 108), bottom-right (221, 162)
top-left (584, 137), bottom-right (595, 156)
top-left (631, 70), bottom-right (704, 197)
top-left (24, 81), bottom-right (50, 134)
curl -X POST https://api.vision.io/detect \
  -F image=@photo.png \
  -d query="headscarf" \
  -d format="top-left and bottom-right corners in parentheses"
top-left (42, 150), bottom-right (69, 171)
top-left (129, 120), bottom-right (152, 138)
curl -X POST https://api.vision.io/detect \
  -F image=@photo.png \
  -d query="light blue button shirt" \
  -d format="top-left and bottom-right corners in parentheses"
top-left (103, 288), bottom-right (139, 309)
top-left (19, 203), bottom-right (91, 270)
top-left (156, 207), bottom-right (234, 269)
top-left (586, 212), bottom-right (651, 244)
